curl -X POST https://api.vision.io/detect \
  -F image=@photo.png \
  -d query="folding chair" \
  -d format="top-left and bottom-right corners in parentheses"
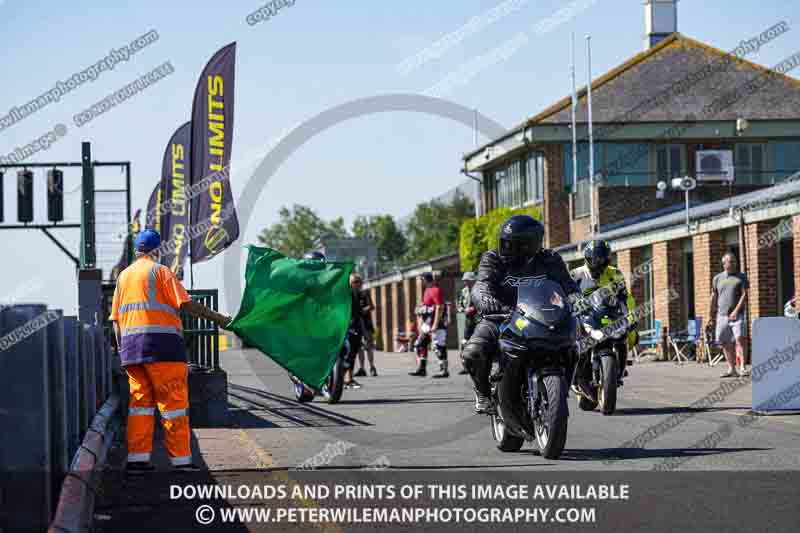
top-left (667, 318), bottom-right (701, 365)
top-left (633, 319), bottom-right (662, 362)
top-left (703, 324), bottom-right (725, 367)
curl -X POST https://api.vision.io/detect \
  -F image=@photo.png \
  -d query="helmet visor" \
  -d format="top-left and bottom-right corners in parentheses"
top-left (499, 234), bottom-right (541, 259)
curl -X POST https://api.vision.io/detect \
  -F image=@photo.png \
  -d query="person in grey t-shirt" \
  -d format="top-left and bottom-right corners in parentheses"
top-left (710, 252), bottom-right (750, 378)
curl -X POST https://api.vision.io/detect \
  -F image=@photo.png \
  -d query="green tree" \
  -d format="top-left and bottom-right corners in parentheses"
top-left (257, 204), bottom-right (349, 258)
top-left (351, 214), bottom-right (407, 272)
top-left (403, 192), bottom-right (475, 265)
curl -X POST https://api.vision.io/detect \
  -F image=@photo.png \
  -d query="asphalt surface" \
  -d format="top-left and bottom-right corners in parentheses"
top-left (224, 347), bottom-right (800, 471)
top-left (92, 348), bottom-right (800, 533)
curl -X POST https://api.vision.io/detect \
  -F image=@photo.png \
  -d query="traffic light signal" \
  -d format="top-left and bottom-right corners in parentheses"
top-left (17, 169), bottom-right (33, 223)
top-left (47, 169), bottom-right (64, 222)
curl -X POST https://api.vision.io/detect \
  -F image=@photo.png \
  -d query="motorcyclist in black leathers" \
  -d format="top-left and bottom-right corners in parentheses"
top-left (461, 215), bottom-right (581, 413)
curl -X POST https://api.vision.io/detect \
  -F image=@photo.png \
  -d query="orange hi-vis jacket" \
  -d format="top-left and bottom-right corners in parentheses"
top-left (111, 256), bottom-right (192, 367)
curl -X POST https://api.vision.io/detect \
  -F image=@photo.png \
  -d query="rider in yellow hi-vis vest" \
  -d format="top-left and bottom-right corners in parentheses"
top-left (571, 240), bottom-right (639, 378)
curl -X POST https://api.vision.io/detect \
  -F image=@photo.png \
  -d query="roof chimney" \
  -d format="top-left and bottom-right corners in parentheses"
top-left (643, 0), bottom-right (678, 50)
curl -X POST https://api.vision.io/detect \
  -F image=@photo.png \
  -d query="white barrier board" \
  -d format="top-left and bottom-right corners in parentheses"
top-left (751, 317), bottom-right (800, 413)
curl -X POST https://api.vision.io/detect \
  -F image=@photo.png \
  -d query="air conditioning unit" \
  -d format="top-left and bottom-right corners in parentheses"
top-left (696, 150), bottom-right (734, 182)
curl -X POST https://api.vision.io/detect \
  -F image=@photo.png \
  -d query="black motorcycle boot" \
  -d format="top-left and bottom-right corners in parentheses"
top-left (409, 357), bottom-right (427, 376)
top-left (468, 360), bottom-right (494, 413)
top-left (433, 357), bottom-right (449, 378)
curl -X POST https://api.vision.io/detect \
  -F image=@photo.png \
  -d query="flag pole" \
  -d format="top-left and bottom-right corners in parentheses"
top-left (570, 33), bottom-right (578, 199)
top-left (586, 34), bottom-right (595, 236)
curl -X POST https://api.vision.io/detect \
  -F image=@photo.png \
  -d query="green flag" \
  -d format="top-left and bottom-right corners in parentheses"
top-left (229, 246), bottom-right (353, 389)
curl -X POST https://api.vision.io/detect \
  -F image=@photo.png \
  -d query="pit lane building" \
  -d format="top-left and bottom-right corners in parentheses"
top-left (366, 2), bottom-right (800, 356)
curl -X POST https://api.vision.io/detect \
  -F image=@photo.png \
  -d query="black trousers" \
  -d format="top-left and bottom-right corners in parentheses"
top-left (460, 320), bottom-right (500, 396)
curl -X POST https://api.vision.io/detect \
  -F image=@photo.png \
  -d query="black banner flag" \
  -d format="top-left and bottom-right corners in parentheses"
top-left (189, 42), bottom-right (239, 263)
top-left (158, 121), bottom-right (191, 278)
top-left (145, 182), bottom-right (162, 233)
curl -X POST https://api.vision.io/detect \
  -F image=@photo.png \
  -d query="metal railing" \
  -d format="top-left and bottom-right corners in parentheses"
top-left (183, 289), bottom-right (220, 369)
top-left (101, 284), bottom-right (220, 369)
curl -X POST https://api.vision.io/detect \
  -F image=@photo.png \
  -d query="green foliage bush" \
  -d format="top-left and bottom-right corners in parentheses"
top-left (459, 206), bottom-right (542, 272)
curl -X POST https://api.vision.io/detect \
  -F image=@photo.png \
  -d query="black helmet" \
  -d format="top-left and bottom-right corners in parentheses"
top-left (583, 239), bottom-right (611, 278)
top-left (497, 215), bottom-right (544, 266)
top-left (303, 251), bottom-right (326, 261)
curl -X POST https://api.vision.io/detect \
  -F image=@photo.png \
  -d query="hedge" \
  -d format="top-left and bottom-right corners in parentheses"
top-left (459, 206), bottom-right (542, 272)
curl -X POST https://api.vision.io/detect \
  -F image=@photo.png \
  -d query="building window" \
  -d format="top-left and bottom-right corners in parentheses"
top-left (681, 239), bottom-right (694, 325)
top-left (574, 179), bottom-right (591, 218)
top-left (563, 142), bottom-right (603, 190)
top-left (640, 246), bottom-right (655, 332)
top-left (736, 143), bottom-right (766, 184)
top-left (654, 144), bottom-right (686, 181)
top-left (724, 228), bottom-right (740, 259)
top-left (778, 236), bottom-right (795, 314)
top-left (771, 141), bottom-right (800, 182)
top-left (526, 152), bottom-right (545, 203)
top-left (603, 143), bottom-right (652, 186)
top-left (493, 159), bottom-right (529, 209)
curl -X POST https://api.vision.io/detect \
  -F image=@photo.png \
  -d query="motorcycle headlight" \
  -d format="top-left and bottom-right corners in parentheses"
top-left (590, 329), bottom-right (605, 341)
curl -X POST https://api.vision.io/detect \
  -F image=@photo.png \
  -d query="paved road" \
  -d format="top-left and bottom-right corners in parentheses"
top-left (223, 348), bottom-right (800, 471)
top-left (93, 348), bottom-right (800, 532)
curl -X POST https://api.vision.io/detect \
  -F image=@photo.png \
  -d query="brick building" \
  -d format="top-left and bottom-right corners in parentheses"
top-left (366, 1), bottom-right (800, 357)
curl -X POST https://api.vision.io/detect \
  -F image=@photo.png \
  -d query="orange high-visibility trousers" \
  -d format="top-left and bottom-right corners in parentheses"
top-left (126, 361), bottom-right (192, 466)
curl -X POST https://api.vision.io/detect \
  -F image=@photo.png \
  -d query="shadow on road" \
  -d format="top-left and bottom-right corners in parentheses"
top-left (336, 397), bottom-right (470, 406)
top-left (228, 384), bottom-right (373, 428)
top-left (556, 446), bottom-right (768, 462)
top-left (613, 406), bottom-right (751, 416)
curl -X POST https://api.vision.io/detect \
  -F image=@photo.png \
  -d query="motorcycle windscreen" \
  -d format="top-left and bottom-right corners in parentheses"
top-left (515, 280), bottom-right (570, 328)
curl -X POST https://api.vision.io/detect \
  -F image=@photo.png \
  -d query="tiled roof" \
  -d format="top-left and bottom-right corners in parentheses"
top-left (530, 33), bottom-right (800, 126)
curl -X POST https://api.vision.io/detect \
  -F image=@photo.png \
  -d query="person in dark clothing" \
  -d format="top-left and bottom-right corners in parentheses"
top-left (457, 271), bottom-right (478, 375)
top-left (460, 215), bottom-right (580, 413)
top-left (354, 279), bottom-right (378, 377)
top-left (344, 273), bottom-right (366, 389)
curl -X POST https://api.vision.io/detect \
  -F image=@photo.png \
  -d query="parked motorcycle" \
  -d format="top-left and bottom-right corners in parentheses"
top-left (290, 328), bottom-right (355, 404)
top-left (486, 279), bottom-right (577, 459)
top-left (573, 287), bottom-right (630, 415)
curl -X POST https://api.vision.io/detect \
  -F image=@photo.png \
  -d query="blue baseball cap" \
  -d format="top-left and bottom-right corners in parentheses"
top-left (135, 229), bottom-right (161, 253)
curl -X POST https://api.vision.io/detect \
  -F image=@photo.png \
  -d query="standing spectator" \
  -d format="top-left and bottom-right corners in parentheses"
top-left (710, 252), bottom-right (750, 377)
top-left (354, 280), bottom-right (378, 377)
top-left (409, 272), bottom-right (449, 378)
top-left (344, 273), bottom-right (366, 390)
top-left (457, 272), bottom-right (478, 375)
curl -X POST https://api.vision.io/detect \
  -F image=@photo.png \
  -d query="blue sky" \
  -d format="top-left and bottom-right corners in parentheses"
top-left (0, 0), bottom-right (797, 313)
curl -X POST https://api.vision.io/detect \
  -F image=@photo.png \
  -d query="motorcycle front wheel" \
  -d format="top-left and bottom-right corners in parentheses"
top-left (533, 374), bottom-right (569, 459)
top-left (598, 356), bottom-right (618, 415)
top-left (490, 413), bottom-right (525, 452)
top-left (293, 383), bottom-right (314, 403)
top-left (326, 357), bottom-right (345, 404)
